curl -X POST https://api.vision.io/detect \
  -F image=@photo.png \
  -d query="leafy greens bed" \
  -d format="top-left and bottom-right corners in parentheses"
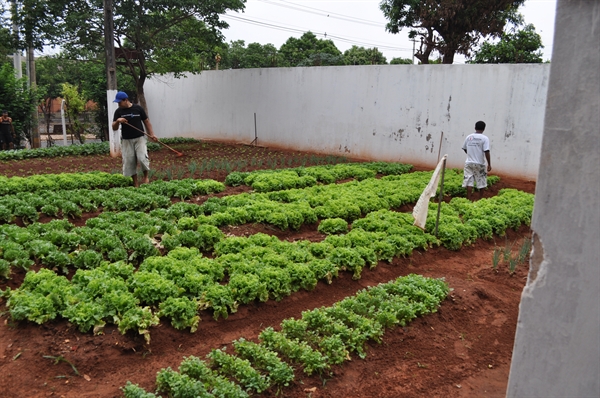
top-left (0, 138), bottom-right (199, 161)
top-left (0, 188), bottom-right (532, 339)
top-left (121, 274), bottom-right (449, 398)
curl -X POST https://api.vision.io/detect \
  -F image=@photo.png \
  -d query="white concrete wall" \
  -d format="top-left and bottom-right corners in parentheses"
top-left (146, 64), bottom-right (549, 180)
top-left (507, 1), bottom-right (600, 397)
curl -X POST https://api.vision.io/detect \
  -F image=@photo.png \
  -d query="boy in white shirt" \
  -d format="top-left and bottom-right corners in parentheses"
top-left (462, 121), bottom-right (491, 200)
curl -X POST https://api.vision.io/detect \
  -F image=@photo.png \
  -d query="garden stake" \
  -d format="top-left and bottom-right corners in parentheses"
top-left (434, 157), bottom-right (447, 237)
top-left (122, 121), bottom-right (184, 157)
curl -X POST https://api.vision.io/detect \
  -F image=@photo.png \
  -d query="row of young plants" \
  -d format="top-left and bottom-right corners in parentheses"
top-left (0, 171), bottom-right (508, 280)
top-left (121, 274), bottom-right (449, 398)
top-left (0, 167), bottom-right (491, 230)
top-left (180, 169), bottom-right (498, 230)
top-left (0, 189), bottom-right (532, 338)
top-left (0, 179), bottom-right (225, 225)
top-left (224, 162), bottom-right (414, 192)
top-left (0, 163), bottom-right (415, 224)
top-left (0, 138), bottom-right (199, 161)
top-left (0, 171), bottom-right (131, 196)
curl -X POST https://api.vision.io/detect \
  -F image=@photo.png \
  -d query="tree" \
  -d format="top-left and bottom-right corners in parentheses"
top-left (279, 32), bottom-right (344, 67)
top-left (60, 82), bottom-right (88, 144)
top-left (0, 63), bottom-right (37, 146)
top-left (469, 24), bottom-right (544, 64)
top-left (343, 46), bottom-right (387, 65)
top-left (390, 57), bottom-right (413, 65)
top-left (379, 0), bottom-right (525, 64)
top-left (16, 0), bottom-right (246, 111)
top-left (36, 54), bottom-right (135, 143)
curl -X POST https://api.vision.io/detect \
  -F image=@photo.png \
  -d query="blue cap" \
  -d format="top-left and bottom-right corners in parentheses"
top-left (113, 91), bottom-right (128, 102)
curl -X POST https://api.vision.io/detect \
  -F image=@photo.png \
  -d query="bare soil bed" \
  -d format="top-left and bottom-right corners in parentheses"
top-left (0, 142), bottom-right (536, 398)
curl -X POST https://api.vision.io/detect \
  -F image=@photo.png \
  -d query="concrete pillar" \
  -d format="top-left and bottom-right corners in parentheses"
top-left (506, 1), bottom-right (599, 397)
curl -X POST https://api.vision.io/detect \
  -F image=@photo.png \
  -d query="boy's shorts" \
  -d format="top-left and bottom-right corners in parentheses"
top-left (462, 163), bottom-right (487, 189)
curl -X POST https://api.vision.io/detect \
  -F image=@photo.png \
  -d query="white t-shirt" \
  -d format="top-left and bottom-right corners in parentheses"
top-left (462, 133), bottom-right (490, 165)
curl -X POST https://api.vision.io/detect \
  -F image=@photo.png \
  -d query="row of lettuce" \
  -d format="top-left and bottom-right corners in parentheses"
top-left (121, 274), bottom-right (449, 398)
top-left (0, 189), bottom-right (533, 340)
top-left (0, 168), bottom-right (503, 276)
top-left (0, 163), bottom-right (415, 224)
top-left (0, 138), bottom-right (199, 161)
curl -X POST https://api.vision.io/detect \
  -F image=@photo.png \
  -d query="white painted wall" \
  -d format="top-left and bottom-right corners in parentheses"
top-left (145, 64), bottom-right (549, 180)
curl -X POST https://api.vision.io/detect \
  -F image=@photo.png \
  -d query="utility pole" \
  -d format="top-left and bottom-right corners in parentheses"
top-left (11, 0), bottom-right (21, 79)
top-left (410, 38), bottom-right (417, 64)
top-left (26, 46), bottom-right (40, 148)
top-left (104, 0), bottom-right (117, 91)
top-left (104, 0), bottom-right (120, 157)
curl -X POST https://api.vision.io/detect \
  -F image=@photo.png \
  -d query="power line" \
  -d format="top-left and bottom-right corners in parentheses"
top-left (222, 14), bottom-right (412, 53)
top-left (257, 0), bottom-right (385, 28)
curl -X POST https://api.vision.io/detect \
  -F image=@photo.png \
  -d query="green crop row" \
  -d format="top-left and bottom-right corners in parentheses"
top-left (0, 138), bottom-right (199, 161)
top-left (0, 171), bottom-right (132, 196)
top-left (0, 190), bottom-right (531, 338)
top-left (225, 162), bottom-right (414, 191)
top-left (0, 179), bottom-right (224, 225)
top-left (121, 274), bottom-right (448, 397)
top-left (0, 176), bottom-right (515, 281)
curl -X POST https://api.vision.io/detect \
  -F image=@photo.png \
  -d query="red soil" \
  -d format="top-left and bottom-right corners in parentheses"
top-left (0, 143), bottom-right (535, 397)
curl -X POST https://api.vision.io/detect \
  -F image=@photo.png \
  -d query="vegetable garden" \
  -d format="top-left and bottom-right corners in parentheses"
top-left (0, 141), bottom-right (536, 397)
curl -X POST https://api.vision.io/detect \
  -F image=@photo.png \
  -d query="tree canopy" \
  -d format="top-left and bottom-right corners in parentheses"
top-left (0, 63), bottom-right (37, 145)
top-left (344, 46), bottom-right (387, 65)
top-left (279, 32), bottom-right (344, 67)
top-left (14, 0), bottom-right (246, 110)
top-left (379, 0), bottom-right (525, 64)
top-left (469, 24), bottom-right (544, 64)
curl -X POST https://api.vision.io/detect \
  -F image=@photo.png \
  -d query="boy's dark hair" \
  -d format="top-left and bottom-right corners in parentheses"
top-left (475, 121), bottom-right (486, 131)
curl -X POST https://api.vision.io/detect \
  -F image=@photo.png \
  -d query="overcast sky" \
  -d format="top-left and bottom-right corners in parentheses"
top-left (221, 0), bottom-right (558, 63)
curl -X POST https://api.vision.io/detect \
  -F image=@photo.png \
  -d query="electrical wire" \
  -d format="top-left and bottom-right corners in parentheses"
top-left (256, 0), bottom-right (386, 28)
top-left (222, 13), bottom-right (412, 53)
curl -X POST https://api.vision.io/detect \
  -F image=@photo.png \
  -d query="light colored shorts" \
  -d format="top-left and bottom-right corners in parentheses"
top-left (463, 163), bottom-right (487, 189)
top-left (121, 136), bottom-right (150, 177)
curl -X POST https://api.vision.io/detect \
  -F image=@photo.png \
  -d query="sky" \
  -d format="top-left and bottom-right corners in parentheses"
top-left (221, 0), bottom-right (558, 63)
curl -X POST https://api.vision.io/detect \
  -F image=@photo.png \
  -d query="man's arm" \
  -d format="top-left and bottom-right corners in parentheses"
top-left (143, 118), bottom-right (158, 141)
top-left (485, 150), bottom-right (492, 171)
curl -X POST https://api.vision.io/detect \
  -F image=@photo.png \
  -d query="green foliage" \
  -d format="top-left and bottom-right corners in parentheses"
top-left (379, 0), bottom-right (525, 64)
top-left (0, 63), bottom-right (38, 146)
top-left (35, 0), bottom-right (246, 108)
top-left (469, 24), bottom-right (544, 64)
top-left (279, 32), bottom-right (344, 67)
top-left (217, 40), bottom-right (281, 69)
top-left (390, 57), bottom-right (414, 64)
top-left (317, 218), bottom-right (349, 235)
top-left (158, 297), bottom-right (200, 332)
top-left (343, 45), bottom-right (387, 65)
top-left (60, 82), bottom-right (89, 143)
top-left (207, 348), bottom-right (270, 393)
top-left (121, 382), bottom-right (158, 398)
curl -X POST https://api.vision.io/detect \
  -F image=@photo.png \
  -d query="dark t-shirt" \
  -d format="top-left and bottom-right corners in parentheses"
top-left (113, 104), bottom-right (147, 139)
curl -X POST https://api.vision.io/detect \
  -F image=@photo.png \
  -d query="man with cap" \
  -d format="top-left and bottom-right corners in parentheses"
top-left (111, 92), bottom-right (158, 187)
top-left (0, 110), bottom-right (15, 150)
